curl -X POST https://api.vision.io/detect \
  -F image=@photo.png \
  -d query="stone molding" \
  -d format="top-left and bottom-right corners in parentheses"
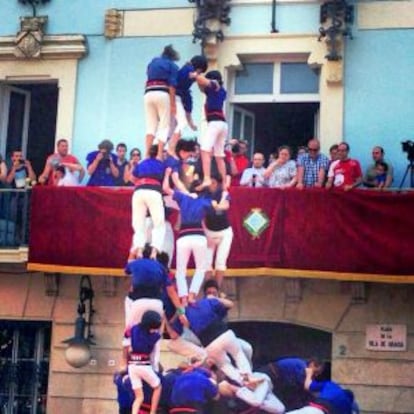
top-left (0, 34), bottom-right (87, 61)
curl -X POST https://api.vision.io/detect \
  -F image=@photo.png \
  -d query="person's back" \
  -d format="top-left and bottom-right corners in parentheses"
top-left (170, 368), bottom-right (218, 410)
top-left (310, 380), bottom-right (354, 414)
top-left (113, 371), bottom-right (134, 414)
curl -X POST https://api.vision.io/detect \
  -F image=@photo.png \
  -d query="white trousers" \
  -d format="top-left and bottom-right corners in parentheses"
top-left (175, 234), bottom-right (208, 298)
top-left (128, 363), bottom-right (161, 390)
top-left (286, 407), bottom-right (323, 414)
top-left (205, 226), bottom-right (233, 271)
top-left (144, 90), bottom-right (170, 142)
top-left (124, 297), bottom-right (164, 333)
top-left (167, 334), bottom-right (207, 361)
top-left (236, 373), bottom-right (285, 414)
top-left (206, 329), bottom-right (252, 385)
top-left (131, 189), bottom-right (166, 253)
top-left (145, 217), bottom-right (174, 265)
top-left (200, 120), bottom-right (227, 156)
top-left (173, 96), bottom-right (188, 134)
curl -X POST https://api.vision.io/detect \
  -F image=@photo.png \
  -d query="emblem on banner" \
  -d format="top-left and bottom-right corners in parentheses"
top-left (243, 208), bottom-right (269, 239)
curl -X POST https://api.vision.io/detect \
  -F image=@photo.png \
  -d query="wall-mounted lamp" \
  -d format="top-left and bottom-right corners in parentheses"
top-left (319, 0), bottom-right (354, 61)
top-left (188, 0), bottom-right (231, 52)
top-left (18, 0), bottom-right (51, 17)
top-left (62, 275), bottom-right (96, 368)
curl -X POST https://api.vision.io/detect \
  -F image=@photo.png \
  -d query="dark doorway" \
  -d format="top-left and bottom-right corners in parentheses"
top-left (235, 102), bottom-right (319, 161)
top-left (18, 83), bottom-right (58, 176)
top-left (229, 321), bottom-right (331, 377)
top-left (2, 83), bottom-right (58, 177)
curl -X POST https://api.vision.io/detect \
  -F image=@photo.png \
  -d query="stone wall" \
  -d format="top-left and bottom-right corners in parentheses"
top-left (0, 272), bottom-right (413, 413)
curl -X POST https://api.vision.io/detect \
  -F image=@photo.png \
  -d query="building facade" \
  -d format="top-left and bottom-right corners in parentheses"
top-left (0, 1), bottom-right (414, 413)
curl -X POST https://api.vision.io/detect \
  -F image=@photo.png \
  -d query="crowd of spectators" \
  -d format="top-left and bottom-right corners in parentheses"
top-left (0, 138), bottom-right (397, 191)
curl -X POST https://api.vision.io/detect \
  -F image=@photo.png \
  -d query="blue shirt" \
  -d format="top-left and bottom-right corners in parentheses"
top-left (86, 150), bottom-right (118, 186)
top-left (164, 154), bottom-right (181, 174)
top-left (297, 153), bottom-right (330, 187)
top-left (125, 258), bottom-right (171, 289)
top-left (275, 358), bottom-right (307, 387)
top-left (172, 298), bottom-right (227, 337)
top-left (128, 324), bottom-right (160, 354)
top-left (113, 372), bottom-right (134, 409)
top-left (132, 158), bottom-right (165, 180)
top-left (147, 56), bottom-right (179, 87)
top-left (173, 190), bottom-right (213, 227)
top-left (204, 82), bottom-right (226, 120)
top-left (310, 380), bottom-right (354, 414)
top-left (176, 63), bottom-right (196, 112)
top-left (171, 369), bottom-right (218, 407)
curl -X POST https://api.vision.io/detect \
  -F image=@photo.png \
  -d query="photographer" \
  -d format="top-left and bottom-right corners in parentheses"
top-left (6, 150), bottom-right (36, 189)
top-left (86, 139), bottom-right (119, 186)
top-left (226, 139), bottom-right (250, 186)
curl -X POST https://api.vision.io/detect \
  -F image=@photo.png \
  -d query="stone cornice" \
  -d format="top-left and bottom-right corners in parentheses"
top-left (0, 34), bottom-right (87, 61)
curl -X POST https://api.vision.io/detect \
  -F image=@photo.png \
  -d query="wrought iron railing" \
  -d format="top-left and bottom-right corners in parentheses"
top-left (0, 189), bottom-right (31, 248)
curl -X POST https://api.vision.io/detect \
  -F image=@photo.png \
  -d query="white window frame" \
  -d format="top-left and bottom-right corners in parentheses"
top-left (228, 55), bottom-right (320, 104)
top-left (0, 85), bottom-right (31, 157)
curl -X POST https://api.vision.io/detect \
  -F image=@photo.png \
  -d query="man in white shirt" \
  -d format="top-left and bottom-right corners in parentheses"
top-left (240, 152), bottom-right (267, 187)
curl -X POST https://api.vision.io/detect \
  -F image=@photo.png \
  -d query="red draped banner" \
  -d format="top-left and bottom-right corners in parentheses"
top-left (27, 186), bottom-right (414, 282)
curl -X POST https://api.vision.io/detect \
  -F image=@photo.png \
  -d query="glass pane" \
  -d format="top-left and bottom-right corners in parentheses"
top-left (280, 62), bottom-right (319, 94)
top-left (16, 361), bottom-right (35, 396)
top-left (244, 116), bottom-right (254, 141)
top-left (235, 63), bottom-right (273, 94)
top-left (232, 111), bottom-right (242, 139)
top-left (0, 321), bottom-right (51, 414)
top-left (18, 326), bottom-right (36, 359)
top-left (6, 92), bottom-right (26, 157)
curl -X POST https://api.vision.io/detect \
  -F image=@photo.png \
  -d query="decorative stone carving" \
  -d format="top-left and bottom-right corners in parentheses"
top-left (15, 15), bottom-right (48, 59)
top-left (104, 9), bottom-right (123, 39)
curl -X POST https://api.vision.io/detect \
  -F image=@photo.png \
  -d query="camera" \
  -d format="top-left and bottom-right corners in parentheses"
top-left (19, 159), bottom-right (25, 165)
top-left (402, 140), bottom-right (414, 161)
top-left (231, 143), bottom-right (240, 154)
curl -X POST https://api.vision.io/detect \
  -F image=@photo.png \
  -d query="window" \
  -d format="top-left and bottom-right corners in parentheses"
top-left (0, 321), bottom-right (51, 414)
top-left (230, 59), bottom-right (320, 103)
top-left (235, 63), bottom-right (274, 94)
top-left (280, 63), bottom-right (319, 94)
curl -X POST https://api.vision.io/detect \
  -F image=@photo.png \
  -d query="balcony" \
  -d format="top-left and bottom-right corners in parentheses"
top-left (0, 189), bottom-right (30, 263)
top-left (0, 185), bottom-right (406, 284)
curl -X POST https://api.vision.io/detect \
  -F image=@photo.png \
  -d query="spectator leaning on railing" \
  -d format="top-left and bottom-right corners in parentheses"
top-left (239, 152), bottom-right (267, 188)
top-left (296, 139), bottom-right (330, 189)
top-left (5, 150), bottom-right (36, 189)
top-left (264, 145), bottom-right (297, 189)
top-left (38, 138), bottom-right (85, 186)
top-left (363, 146), bottom-right (394, 189)
top-left (326, 142), bottom-right (363, 191)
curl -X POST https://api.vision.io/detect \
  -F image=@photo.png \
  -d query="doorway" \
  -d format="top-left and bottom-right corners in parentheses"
top-left (229, 321), bottom-right (331, 378)
top-left (232, 102), bottom-right (319, 161)
top-left (0, 82), bottom-right (58, 176)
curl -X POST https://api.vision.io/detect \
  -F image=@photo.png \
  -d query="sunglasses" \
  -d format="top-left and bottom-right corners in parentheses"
top-left (132, 153), bottom-right (141, 157)
top-left (307, 148), bottom-right (318, 152)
